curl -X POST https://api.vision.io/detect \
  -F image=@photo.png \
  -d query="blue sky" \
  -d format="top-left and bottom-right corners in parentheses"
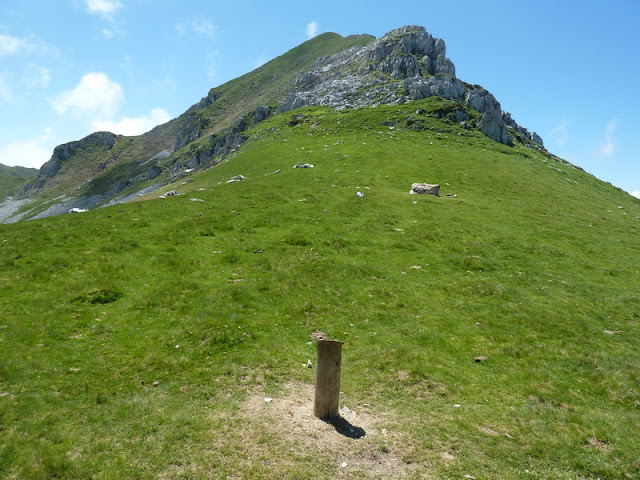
top-left (1, 0), bottom-right (638, 197)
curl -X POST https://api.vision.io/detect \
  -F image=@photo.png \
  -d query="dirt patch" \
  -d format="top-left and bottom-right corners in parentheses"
top-left (585, 436), bottom-right (612, 452)
top-left (238, 382), bottom-right (419, 479)
top-left (477, 425), bottom-right (501, 437)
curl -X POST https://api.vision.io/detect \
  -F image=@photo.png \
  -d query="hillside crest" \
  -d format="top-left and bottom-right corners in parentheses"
top-left (4, 25), bottom-right (545, 222)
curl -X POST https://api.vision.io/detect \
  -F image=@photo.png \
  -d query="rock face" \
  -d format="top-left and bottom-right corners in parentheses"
top-left (25, 131), bottom-right (119, 193)
top-left (286, 25), bottom-right (543, 148)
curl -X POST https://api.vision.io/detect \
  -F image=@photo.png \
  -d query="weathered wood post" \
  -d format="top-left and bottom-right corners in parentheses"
top-left (314, 339), bottom-right (343, 419)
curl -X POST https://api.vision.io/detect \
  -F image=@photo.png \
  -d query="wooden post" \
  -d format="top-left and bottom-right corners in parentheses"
top-left (314, 340), bottom-right (343, 419)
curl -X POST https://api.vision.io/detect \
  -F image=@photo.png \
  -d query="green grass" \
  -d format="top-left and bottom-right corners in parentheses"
top-left (0, 173), bottom-right (28, 201)
top-left (0, 163), bottom-right (38, 200)
top-left (1, 100), bottom-right (639, 479)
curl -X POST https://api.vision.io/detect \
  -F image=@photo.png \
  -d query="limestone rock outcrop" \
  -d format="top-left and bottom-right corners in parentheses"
top-left (284, 25), bottom-right (543, 149)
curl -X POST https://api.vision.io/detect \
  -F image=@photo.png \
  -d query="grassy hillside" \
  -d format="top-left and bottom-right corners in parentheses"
top-left (0, 163), bottom-right (38, 179)
top-left (0, 163), bottom-right (38, 200)
top-left (17, 33), bottom-right (374, 216)
top-left (1, 99), bottom-right (639, 479)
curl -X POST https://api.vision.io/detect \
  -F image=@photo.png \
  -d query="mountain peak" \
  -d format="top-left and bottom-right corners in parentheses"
top-left (285, 25), bottom-right (541, 149)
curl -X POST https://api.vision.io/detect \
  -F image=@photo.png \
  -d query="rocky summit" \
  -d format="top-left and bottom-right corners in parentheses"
top-left (282, 26), bottom-right (543, 147)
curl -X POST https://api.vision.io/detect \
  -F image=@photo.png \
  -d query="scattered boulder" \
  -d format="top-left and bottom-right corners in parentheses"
top-left (293, 163), bottom-right (314, 168)
top-left (410, 183), bottom-right (440, 196)
top-left (147, 165), bottom-right (161, 180)
top-left (226, 175), bottom-right (246, 183)
top-left (288, 114), bottom-right (306, 126)
top-left (295, 72), bottom-right (317, 86)
top-left (160, 190), bottom-right (179, 198)
top-left (254, 105), bottom-right (271, 124)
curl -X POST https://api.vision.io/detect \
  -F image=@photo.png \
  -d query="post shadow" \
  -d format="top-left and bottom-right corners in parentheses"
top-left (321, 415), bottom-right (366, 439)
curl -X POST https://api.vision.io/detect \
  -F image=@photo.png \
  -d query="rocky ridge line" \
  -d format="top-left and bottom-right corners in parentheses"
top-left (279, 25), bottom-right (543, 148)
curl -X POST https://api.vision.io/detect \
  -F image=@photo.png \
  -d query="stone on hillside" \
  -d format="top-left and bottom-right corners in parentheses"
top-left (478, 110), bottom-right (512, 146)
top-left (276, 96), bottom-right (307, 114)
top-left (530, 131), bottom-right (544, 147)
top-left (147, 165), bottom-right (161, 180)
top-left (254, 105), bottom-right (271, 124)
top-left (410, 183), bottom-right (440, 196)
top-left (226, 175), bottom-right (246, 183)
top-left (293, 163), bottom-right (314, 168)
top-left (295, 72), bottom-right (317, 86)
top-left (435, 55), bottom-right (456, 76)
top-left (405, 76), bottom-right (464, 101)
top-left (231, 116), bottom-right (247, 134)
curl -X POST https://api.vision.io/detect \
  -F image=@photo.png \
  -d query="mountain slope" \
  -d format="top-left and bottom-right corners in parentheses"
top-left (5, 26), bottom-right (549, 223)
top-left (3, 33), bottom-right (373, 222)
top-left (1, 98), bottom-right (639, 479)
top-left (0, 163), bottom-right (37, 201)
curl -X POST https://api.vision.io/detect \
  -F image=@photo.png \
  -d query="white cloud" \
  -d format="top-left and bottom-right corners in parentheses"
top-left (85, 0), bottom-right (122, 19)
top-left (0, 33), bottom-right (27, 56)
top-left (51, 72), bottom-right (124, 120)
top-left (0, 33), bottom-right (53, 57)
top-left (176, 17), bottom-right (217, 37)
top-left (0, 127), bottom-right (57, 168)
top-left (206, 50), bottom-right (219, 81)
top-left (306, 21), bottom-right (319, 39)
top-left (192, 19), bottom-right (215, 36)
top-left (0, 73), bottom-right (14, 103)
top-left (632, 190), bottom-right (640, 199)
top-left (597, 118), bottom-right (617, 158)
top-left (550, 118), bottom-right (568, 147)
top-left (92, 108), bottom-right (171, 136)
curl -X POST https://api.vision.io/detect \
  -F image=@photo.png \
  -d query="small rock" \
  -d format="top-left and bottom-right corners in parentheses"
top-left (454, 404), bottom-right (461, 408)
top-left (226, 175), bottom-right (246, 183)
top-left (189, 198), bottom-right (204, 202)
top-left (356, 192), bottom-right (365, 197)
top-left (410, 183), bottom-right (440, 196)
top-left (603, 329), bottom-right (623, 335)
top-left (381, 428), bottom-right (387, 436)
top-left (293, 163), bottom-right (314, 168)
top-left (341, 462), bottom-right (348, 468)
top-left (264, 397), bottom-right (272, 404)
top-left (152, 381), bottom-right (160, 387)
top-left (463, 475), bottom-right (476, 480)
top-left (305, 359), bottom-right (313, 368)
top-left (474, 356), bottom-right (488, 362)
top-left (342, 406), bottom-right (351, 413)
